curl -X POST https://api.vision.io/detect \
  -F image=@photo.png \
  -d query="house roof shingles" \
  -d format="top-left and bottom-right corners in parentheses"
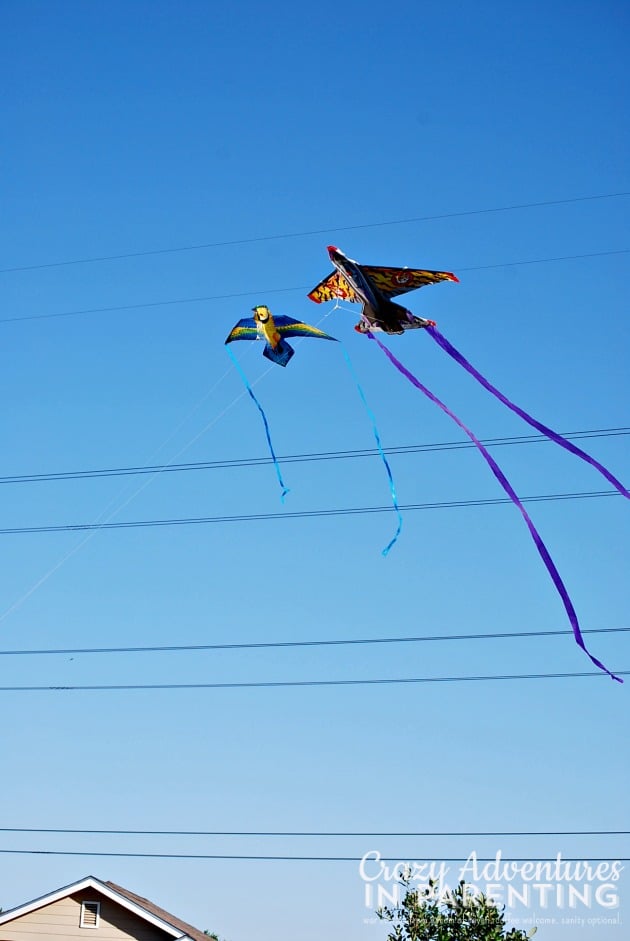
top-left (105, 880), bottom-right (211, 941)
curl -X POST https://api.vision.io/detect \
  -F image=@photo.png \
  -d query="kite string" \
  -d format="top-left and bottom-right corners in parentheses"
top-left (0, 363), bottom-right (245, 626)
top-left (426, 327), bottom-right (629, 499)
top-left (226, 347), bottom-right (290, 502)
top-left (0, 348), bottom-right (283, 626)
top-left (340, 344), bottom-right (402, 556)
top-left (367, 332), bottom-right (622, 683)
top-left (1, 308), bottom-right (339, 626)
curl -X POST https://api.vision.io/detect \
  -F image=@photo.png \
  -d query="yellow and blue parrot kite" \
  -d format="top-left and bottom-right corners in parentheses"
top-left (225, 304), bottom-right (336, 366)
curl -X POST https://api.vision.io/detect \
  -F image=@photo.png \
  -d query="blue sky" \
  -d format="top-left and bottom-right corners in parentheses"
top-left (0, 1), bottom-right (628, 939)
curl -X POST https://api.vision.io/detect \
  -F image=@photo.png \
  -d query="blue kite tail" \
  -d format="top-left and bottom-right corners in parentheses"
top-left (341, 344), bottom-right (403, 556)
top-left (426, 327), bottom-right (629, 499)
top-left (367, 331), bottom-right (622, 683)
top-left (227, 347), bottom-right (290, 502)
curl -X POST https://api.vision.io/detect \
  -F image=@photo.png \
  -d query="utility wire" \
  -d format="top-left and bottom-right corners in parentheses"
top-left (0, 489), bottom-right (617, 536)
top-left (0, 827), bottom-right (625, 837)
top-left (0, 671), bottom-right (627, 692)
top-left (0, 285), bottom-right (300, 325)
top-left (0, 849), bottom-right (625, 861)
top-left (1, 249), bottom-right (628, 325)
top-left (1, 427), bottom-right (627, 486)
top-left (0, 192), bottom-right (627, 274)
top-left (0, 626), bottom-right (626, 659)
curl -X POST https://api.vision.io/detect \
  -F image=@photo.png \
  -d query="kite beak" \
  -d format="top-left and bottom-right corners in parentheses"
top-left (327, 245), bottom-right (339, 257)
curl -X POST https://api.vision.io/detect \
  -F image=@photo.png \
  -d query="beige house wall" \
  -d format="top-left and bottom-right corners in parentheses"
top-left (0, 889), bottom-right (172, 941)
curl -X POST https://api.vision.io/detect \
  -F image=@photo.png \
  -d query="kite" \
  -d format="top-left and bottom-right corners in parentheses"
top-left (225, 305), bottom-right (337, 501)
top-left (226, 303), bottom-right (402, 551)
top-left (225, 304), bottom-right (336, 367)
top-left (309, 245), bottom-right (627, 682)
top-left (308, 245), bottom-right (458, 334)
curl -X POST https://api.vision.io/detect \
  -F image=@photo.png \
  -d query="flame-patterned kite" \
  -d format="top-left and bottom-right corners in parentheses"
top-left (308, 245), bottom-right (458, 334)
top-left (309, 246), bottom-right (627, 682)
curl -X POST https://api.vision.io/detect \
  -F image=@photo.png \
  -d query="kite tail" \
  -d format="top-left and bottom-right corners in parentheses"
top-left (367, 332), bottom-right (622, 683)
top-left (227, 348), bottom-right (290, 502)
top-left (341, 345), bottom-right (403, 556)
top-left (427, 327), bottom-right (629, 499)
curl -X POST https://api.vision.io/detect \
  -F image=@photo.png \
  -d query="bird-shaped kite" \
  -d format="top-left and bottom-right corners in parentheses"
top-left (308, 245), bottom-right (458, 334)
top-left (224, 302), bottom-right (402, 550)
top-left (226, 304), bottom-right (336, 366)
top-left (225, 304), bottom-right (337, 503)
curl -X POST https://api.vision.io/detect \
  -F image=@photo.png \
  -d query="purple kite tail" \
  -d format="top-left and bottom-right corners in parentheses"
top-left (426, 327), bottom-right (629, 500)
top-left (367, 332), bottom-right (622, 684)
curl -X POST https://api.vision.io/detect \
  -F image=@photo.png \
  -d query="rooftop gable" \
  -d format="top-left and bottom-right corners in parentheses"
top-left (0, 875), bottom-right (208, 941)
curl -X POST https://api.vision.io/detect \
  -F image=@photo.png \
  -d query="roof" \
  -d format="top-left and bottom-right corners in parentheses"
top-left (105, 880), bottom-right (210, 941)
top-left (0, 875), bottom-right (209, 941)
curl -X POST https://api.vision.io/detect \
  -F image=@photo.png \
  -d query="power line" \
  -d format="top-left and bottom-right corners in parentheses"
top-left (0, 626), bottom-right (626, 659)
top-left (459, 249), bottom-right (628, 271)
top-left (1, 248), bottom-right (628, 325)
top-left (0, 827), bottom-right (625, 837)
top-left (0, 849), bottom-right (625, 861)
top-left (0, 285), bottom-right (300, 325)
top-left (1, 193), bottom-right (627, 275)
top-left (0, 671), bottom-right (626, 692)
top-left (1, 427), bottom-right (626, 486)
top-left (0, 489), bottom-right (617, 536)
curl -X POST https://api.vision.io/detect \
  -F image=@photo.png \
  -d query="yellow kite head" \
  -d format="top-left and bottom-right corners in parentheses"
top-left (252, 305), bottom-right (272, 324)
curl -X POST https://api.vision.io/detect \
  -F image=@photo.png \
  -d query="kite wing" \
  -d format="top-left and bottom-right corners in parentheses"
top-left (274, 316), bottom-right (336, 341)
top-left (307, 271), bottom-right (359, 304)
top-left (360, 266), bottom-right (459, 299)
top-left (225, 318), bottom-right (259, 344)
